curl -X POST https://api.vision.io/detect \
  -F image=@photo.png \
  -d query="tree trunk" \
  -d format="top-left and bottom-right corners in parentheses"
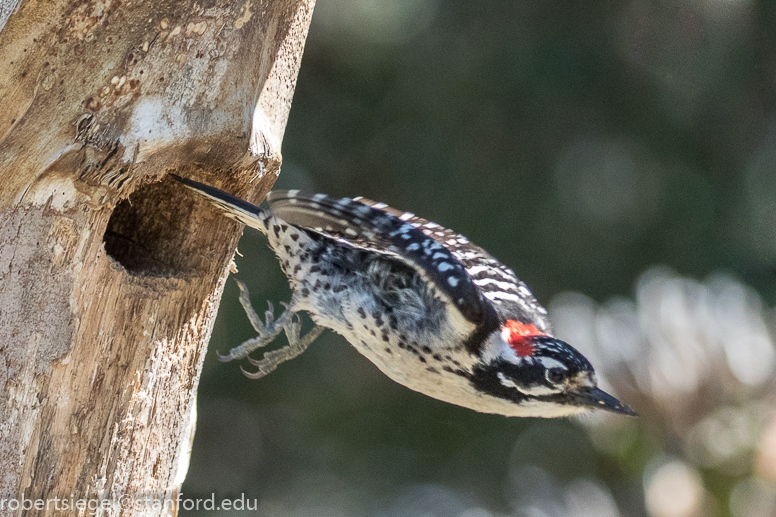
top-left (0, 0), bottom-right (314, 513)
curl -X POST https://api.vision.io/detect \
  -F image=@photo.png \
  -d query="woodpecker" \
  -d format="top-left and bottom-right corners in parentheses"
top-left (174, 175), bottom-right (635, 418)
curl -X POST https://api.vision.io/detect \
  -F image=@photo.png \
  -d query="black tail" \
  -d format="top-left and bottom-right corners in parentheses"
top-left (171, 175), bottom-right (268, 232)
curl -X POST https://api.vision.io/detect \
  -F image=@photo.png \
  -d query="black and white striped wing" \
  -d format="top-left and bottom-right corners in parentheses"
top-left (266, 190), bottom-right (494, 327)
top-left (352, 197), bottom-right (552, 333)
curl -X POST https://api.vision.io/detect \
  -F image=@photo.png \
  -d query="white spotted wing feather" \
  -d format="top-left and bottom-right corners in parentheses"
top-left (352, 197), bottom-right (552, 333)
top-left (267, 191), bottom-right (550, 332)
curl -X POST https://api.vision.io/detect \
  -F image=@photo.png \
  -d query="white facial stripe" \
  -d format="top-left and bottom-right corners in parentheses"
top-left (483, 333), bottom-right (527, 365)
top-left (497, 372), bottom-right (518, 389)
top-left (500, 326), bottom-right (511, 344)
top-left (538, 357), bottom-right (566, 371)
top-left (497, 373), bottom-right (558, 396)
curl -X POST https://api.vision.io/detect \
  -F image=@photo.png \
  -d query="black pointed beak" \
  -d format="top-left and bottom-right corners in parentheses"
top-left (569, 386), bottom-right (637, 416)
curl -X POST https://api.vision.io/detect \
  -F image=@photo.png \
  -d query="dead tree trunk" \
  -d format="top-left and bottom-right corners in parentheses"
top-left (0, 0), bottom-right (314, 513)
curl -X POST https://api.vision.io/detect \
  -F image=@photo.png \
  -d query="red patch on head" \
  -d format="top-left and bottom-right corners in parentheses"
top-left (503, 320), bottom-right (545, 356)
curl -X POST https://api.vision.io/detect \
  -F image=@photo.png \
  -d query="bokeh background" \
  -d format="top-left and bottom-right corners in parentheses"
top-left (182, 1), bottom-right (776, 516)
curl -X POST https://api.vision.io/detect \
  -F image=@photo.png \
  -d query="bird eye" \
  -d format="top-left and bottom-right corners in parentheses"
top-left (546, 368), bottom-right (567, 384)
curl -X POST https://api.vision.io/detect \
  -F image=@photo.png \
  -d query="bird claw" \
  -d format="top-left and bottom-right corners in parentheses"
top-left (216, 350), bottom-right (234, 362)
top-left (238, 314), bottom-right (324, 379)
top-left (246, 353), bottom-right (265, 368)
top-left (217, 280), bottom-right (294, 362)
top-left (223, 279), bottom-right (322, 375)
top-left (240, 364), bottom-right (265, 380)
top-left (263, 300), bottom-right (275, 330)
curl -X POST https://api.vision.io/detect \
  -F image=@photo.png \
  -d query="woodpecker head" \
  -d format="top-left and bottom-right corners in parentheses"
top-left (470, 320), bottom-right (635, 418)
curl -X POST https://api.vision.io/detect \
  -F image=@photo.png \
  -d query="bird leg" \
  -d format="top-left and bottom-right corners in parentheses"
top-left (216, 279), bottom-right (292, 362)
top-left (242, 315), bottom-right (324, 379)
top-left (217, 279), bottom-right (324, 378)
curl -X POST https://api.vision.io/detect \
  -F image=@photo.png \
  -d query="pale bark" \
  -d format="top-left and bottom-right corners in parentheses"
top-left (0, 0), bottom-right (314, 514)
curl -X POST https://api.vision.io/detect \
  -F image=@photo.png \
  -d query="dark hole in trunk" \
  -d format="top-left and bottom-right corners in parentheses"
top-left (104, 176), bottom-right (204, 276)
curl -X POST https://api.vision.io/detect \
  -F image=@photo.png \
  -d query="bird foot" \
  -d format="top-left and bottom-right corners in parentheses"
top-left (241, 315), bottom-right (324, 379)
top-left (216, 280), bottom-right (294, 362)
top-left (217, 279), bottom-right (323, 378)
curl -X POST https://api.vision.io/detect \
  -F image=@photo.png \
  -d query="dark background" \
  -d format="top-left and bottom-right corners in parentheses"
top-left (182, 1), bottom-right (776, 516)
